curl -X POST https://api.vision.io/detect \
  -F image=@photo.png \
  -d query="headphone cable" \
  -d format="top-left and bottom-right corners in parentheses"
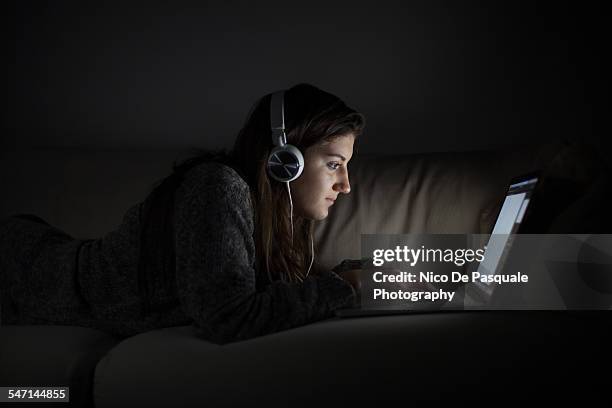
top-left (286, 181), bottom-right (315, 280)
top-left (305, 235), bottom-right (314, 279)
top-left (286, 181), bottom-right (294, 244)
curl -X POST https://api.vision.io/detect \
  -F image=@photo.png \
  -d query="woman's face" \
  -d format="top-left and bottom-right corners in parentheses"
top-left (291, 134), bottom-right (355, 220)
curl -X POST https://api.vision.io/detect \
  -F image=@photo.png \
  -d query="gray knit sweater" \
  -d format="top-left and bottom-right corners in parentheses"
top-left (0, 162), bottom-right (357, 344)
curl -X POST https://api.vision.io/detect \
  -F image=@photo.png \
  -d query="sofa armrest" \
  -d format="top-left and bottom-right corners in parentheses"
top-left (93, 312), bottom-right (611, 406)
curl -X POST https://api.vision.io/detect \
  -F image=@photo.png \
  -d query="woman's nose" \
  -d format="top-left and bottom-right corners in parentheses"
top-left (334, 170), bottom-right (351, 194)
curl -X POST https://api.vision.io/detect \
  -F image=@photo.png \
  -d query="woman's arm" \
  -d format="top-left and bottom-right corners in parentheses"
top-left (174, 164), bottom-right (356, 344)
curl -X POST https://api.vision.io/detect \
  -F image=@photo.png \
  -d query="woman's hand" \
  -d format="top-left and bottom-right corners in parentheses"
top-left (335, 269), bottom-right (362, 293)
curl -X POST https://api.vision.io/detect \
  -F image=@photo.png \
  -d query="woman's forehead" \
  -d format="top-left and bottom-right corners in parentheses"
top-left (311, 134), bottom-right (355, 157)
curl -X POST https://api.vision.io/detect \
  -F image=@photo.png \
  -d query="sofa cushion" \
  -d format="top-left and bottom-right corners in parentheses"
top-left (0, 325), bottom-right (118, 407)
top-left (314, 148), bottom-right (539, 268)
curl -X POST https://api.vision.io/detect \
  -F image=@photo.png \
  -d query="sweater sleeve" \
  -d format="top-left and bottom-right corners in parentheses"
top-left (174, 164), bottom-right (356, 344)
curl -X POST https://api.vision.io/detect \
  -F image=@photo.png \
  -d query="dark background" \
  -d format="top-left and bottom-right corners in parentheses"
top-left (5, 0), bottom-right (610, 154)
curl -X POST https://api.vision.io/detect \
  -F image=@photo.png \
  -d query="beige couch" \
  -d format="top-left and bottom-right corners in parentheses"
top-left (1, 145), bottom-right (609, 407)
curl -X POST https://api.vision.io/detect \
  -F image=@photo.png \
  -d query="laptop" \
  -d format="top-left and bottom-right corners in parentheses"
top-left (465, 172), bottom-right (540, 303)
top-left (335, 172), bottom-right (540, 318)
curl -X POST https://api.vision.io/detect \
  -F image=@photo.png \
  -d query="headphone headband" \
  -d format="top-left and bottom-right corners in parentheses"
top-left (266, 89), bottom-right (304, 183)
top-left (270, 91), bottom-right (287, 146)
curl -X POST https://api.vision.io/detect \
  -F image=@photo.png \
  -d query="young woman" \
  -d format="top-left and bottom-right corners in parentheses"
top-left (0, 83), bottom-right (365, 344)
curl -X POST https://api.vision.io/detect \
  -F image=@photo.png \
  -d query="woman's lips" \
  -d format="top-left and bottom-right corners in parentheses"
top-left (326, 198), bottom-right (335, 204)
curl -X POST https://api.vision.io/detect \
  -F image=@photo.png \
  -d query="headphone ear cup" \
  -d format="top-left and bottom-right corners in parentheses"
top-left (267, 144), bottom-right (305, 182)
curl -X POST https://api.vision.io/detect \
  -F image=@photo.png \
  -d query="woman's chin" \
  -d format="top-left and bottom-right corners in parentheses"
top-left (302, 209), bottom-right (328, 221)
top-left (297, 204), bottom-right (330, 221)
top-left (315, 208), bottom-right (329, 221)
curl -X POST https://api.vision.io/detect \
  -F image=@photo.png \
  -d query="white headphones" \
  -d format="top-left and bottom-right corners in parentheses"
top-left (267, 91), bottom-right (305, 183)
top-left (266, 90), bottom-right (314, 279)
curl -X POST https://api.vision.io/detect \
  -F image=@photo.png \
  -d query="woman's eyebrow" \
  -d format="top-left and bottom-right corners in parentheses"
top-left (326, 153), bottom-right (347, 161)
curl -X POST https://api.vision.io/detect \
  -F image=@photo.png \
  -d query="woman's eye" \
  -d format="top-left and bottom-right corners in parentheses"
top-left (327, 162), bottom-right (341, 170)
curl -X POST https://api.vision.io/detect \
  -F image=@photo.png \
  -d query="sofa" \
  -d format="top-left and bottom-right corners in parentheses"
top-left (1, 143), bottom-right (610, 407)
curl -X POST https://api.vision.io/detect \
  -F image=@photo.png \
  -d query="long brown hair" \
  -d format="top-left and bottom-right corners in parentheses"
top-left (138, 83), bottom-right (365, 311)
